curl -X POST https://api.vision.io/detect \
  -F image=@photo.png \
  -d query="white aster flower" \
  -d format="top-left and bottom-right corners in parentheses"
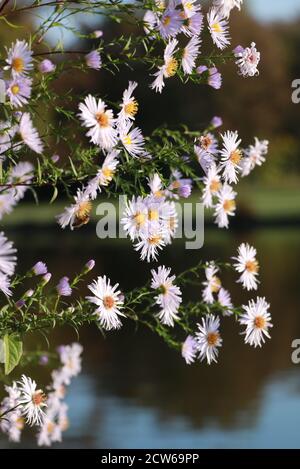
top-left (85, 150), bottom-right (120, 200)
top-left (195, 146), bottom-right (216, 174)
top-left (5, 40), bottom-right (33, 78)
top-left (86, 275), bottom-right (125, 330)
top-left (151, 265), bottom-right (182, 326)
top-left (143, 10), bottom-right (158, 37)
top-left (218, 287), bottom-right (233, 316)
top-left (235, 42), bottom-right (260, 77)
top-left (181, 11), bottom-right (204, 37)
top-left (0, 272), bottom-right (12, 296)
top-left (121, 196), bottom-right (149, 240)
top-left (181, 335), bottom-right (198, 364)
top-left (157, 6), bottom-right (183, 39)
top-left (213, 0), bottom-right (243, 18)
top-left (0, 121), bottom-right (17, 156)
top-left (233, 243), bottom-right (259, 291)
top-left (119, 122), bottom-right (146, 158)
top-left (207, 8), bottom-right (230, 50)
top-left (202, 262), bottom-right (221, 304)
top-left (57, 189), bottom-right (92, 230)
top-left (58, 343), bottom-right (83, 383)
top-left (0, 231), bottom-right (17, 276)
top-left (214, 183), bottom-right (237, 229)
top-left (202, 163), bottom-right (222, 208)
top-left (181, 0), bottom-right (201, 19)
top-left (78, 95), bottom-right (117, 150)
top-left (37, 416), bottom-right (62, 447)
top-left (195, 314), bottom-right (222, 364)
top-left (148, 173), bottom-right (165, 198)
top-left (241, 137), bottom-right (269, 177)
top-left (239, 297), bottom-right (272, 348)
top-left (220, 131), bottom-right (242, 184)
top-left (118, 81), bottom-right (138, 124)
top-left (134, 228), bottom-right (166, 262)
top-left (19, 113), bottom-right (44, 154)
top-left (199, 132), bottom-right (219, 154)
top-left (0, 192), bottom-right (16, 220)
top-left (17, 375), bottom-right (47, 426)
top-left (182, 36), bottom-right (201, 75)
top-left (8, 161), bottom-right (34, 202)
top-left (151, 38), bottom-right (178, 93)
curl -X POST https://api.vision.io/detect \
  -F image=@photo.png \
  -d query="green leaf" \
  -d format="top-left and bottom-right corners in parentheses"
top-left (50, 186), bottom-right (58, 204)
top-left (3, 334), bottom-right (23, 375)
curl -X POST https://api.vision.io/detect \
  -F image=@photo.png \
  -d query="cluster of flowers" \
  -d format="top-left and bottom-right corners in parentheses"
top-left (0, 343), bottom-right (82, 445)
top-left (121, 171), bottom-right (192, 262)
top-left (196, 129), bottom-right (269, 228)
top-left (0, 32), bottom-right (103, 167)
top-left (143, 0), bottom-right (260, 93)
top-left (57, 81), bottom-right (149, 230)
top-left (85, 242), bottom-right (272, 355)
top-left (182, 243), bottom-right (272, 365)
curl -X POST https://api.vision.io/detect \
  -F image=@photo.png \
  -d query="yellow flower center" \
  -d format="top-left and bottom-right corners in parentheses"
top-left (154, 190), bottom-right (163, 198)
top-left (76, 200), bottom-right (92, 221)
top-left (134, 211), bottom-right (147, 227)
top-left (102, 167), bottom-right (113, 179)
top-left (12, 57), bottom-right (24, 73)
top-left (163, 15), bottom-right (171, 26)
top-left (230, 149), bottom-right (242, 165)
top-left (207, 332), bottom-right (219, 346)
top-left (103, 295), bottom-right (115, 309)
top-left (172, 180), bottom-right (181, 190)
top-left (212, 22), bottom-right (222, 33)
top-left (124, 100), bottom-right (138, 117)
top-left (16, 417), bottom-right (24, 430)
top-left (149, 234), bottom-right (162, 245)
top-left (47, 422), bottom-right (55, 434)
top-left (211, 276), bottom-right (221, 293)
top-left (245, 259), bottom-right (259, 273)
top-left (96, 112), bottom-right (109, 127)
top-left (32, 391), bottom-right (46, 407)
top-left (185, 1), bottom-right (193, 10)
top-left (166, 58), bottom-right (178, 77)
top-left (254, 316), bottom-right (266, 329)
top-left (200, 135), bottom-right (212, 150)
top-left (123, 135), bottom-right (132, 146)
top-left (148, 209), bottom-right (159, 221)
top-left (223, 199), bottom-right (236, 212)
top-left (210, 179), bottom-right (221, 193)
top-left (11, 84), bottom-right (20, 95)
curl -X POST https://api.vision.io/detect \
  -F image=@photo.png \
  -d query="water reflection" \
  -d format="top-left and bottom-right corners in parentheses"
top-left (1, 226), bottom-right (300, 448)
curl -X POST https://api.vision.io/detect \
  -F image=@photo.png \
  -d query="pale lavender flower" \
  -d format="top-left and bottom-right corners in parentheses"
top-left (38, 59), bottom-right (56, 74)
top-left (208, 67), bottom-right (222, 89)
top-left (19, 113), bottom-right (44, 154)
top-left (85, 259), bottom-right (95, 272)
top-left (182, 335), bottom-right (198, 365)
top-left (33, 261), bottom-right (48, 275)
top-left (42, 272), bottom-right (52, 285)
top-left (51, 154), bottom-right (60, 163)
top-left (211, 116), bottom-right (223, 128)
top-left (15, 299), bottom-right (26, 308)
top-left (85, 50), bottom-right (102, 70)
top-left (56, 277), bottom-right (72, 296)
top-left (196, 65), bottom-right (208, 75)
top-left (6, 77), bottom-right (32, 108)
top-left (39, 355), bottom-right (49, 366)
top-left (92, 30), bottom-right (103, 38)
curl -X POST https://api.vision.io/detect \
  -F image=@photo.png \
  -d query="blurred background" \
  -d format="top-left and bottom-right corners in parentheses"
top-left (1, 0), bottom-right (300, 448)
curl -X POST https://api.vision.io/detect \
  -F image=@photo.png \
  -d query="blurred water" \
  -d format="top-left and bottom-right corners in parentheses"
top-left (1, 225), bottom-right (300, 448)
